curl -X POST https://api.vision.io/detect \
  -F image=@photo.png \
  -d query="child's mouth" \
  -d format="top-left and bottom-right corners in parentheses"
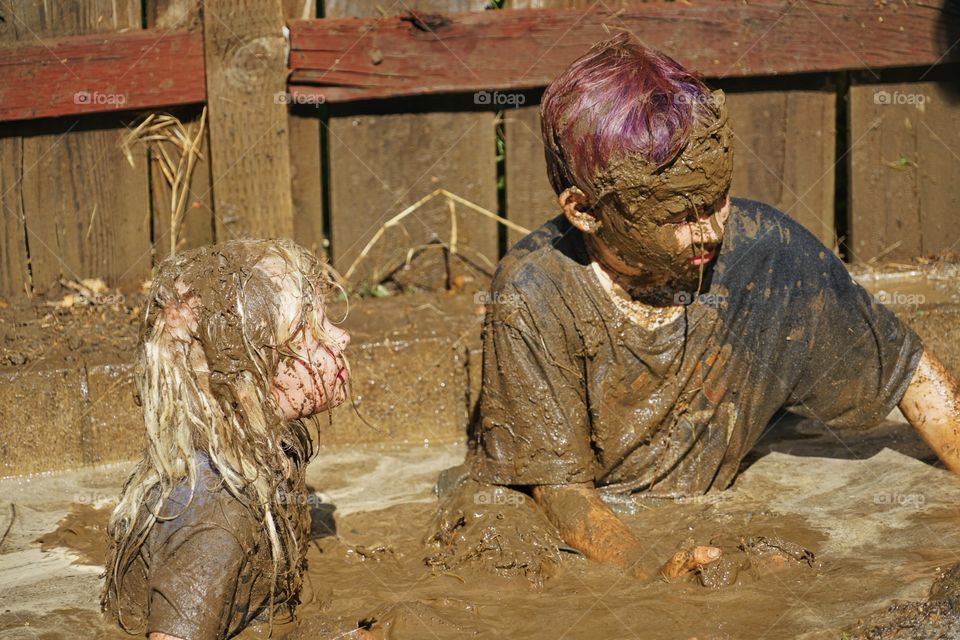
top-left (689, 249), bottom-right (716, 266)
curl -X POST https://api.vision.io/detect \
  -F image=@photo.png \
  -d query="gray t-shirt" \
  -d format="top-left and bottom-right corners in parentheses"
top-left (108, 454), bottom-right (275, 639)
top-left (471, 198), bottom-right (923, 496)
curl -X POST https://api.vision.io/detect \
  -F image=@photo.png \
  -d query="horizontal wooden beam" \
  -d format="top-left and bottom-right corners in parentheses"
top-left (288, 2), bottom-right (960, 102)
top-left (0, 30), bottom-right (205, 122)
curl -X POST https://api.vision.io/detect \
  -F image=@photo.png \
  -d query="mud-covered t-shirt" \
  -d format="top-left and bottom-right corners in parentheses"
top-left (110, 453), bottom-right (274, 639)
top-left (471, 198), bottom-right (923, 496)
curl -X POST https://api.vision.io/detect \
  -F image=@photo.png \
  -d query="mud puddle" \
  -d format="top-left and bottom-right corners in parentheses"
top-left (289, 503), bottom-right (833, 639)
top-left (10, 444), bottom-right (960, 639)
top-left (285, 448), bottom-right (960, 639)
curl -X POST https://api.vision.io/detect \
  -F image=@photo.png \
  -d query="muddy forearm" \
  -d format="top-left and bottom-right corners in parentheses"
top-left (532, 483), bottom-right (649, 575)
top-left (900, 350), bottom-right (960, 473)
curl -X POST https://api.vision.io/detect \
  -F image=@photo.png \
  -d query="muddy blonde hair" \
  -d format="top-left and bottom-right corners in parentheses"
top-left (102, 239), bottom-right (346, 629)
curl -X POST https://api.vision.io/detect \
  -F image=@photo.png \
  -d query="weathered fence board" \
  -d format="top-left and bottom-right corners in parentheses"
top-left (3, 1), bottom-right (152, 295)
top-left (147, 0), bottom-right (203, 31)
top-left (326, 0), bottom-right (497, 288)
top-left (726, 88), bottom-right (838, 250)
top-left (916, 85), bottom-right (960, 258)
top-left (203, 0), bottom-right (294, 240)
top-left (328, 109), bottom-right (499, 287)
top-left (290, 1), bottom-right (960, 102)
top-left (284, 0), bottom-right (326, 259)
top-left (504, 105), bottom-right (557, 248)
top-left (288, 107), bottom-right (326, 259)
top-left (0, 0), bottom-right (142, 39)
top-left (501, 0), bottom-right (574, 248)
top-left (21, 120), bottom-right (152, 293)
top-left (849, 80), bottom-right (960, 262)
top-left (0, 30), bottom-right (205, 123)
top-left (0, 135), bottom-right (29, 298)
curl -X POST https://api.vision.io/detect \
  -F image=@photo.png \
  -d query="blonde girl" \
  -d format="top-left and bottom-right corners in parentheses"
top-left (103, 239), bottom-right (350, 640)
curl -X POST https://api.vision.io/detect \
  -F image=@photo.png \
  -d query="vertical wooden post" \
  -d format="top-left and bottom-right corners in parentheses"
top-left (202, 0), bottom-right (294, 240)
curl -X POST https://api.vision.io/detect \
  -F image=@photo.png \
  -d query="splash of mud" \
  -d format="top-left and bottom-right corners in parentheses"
top-left (35, 503), bottom-right (113, 566)
top-left (423, 479), bottom-right (564, 588)
top-left (691, 534), bottom-right (818, 588)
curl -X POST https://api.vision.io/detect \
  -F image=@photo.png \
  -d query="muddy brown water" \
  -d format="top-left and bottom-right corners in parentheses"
top-left (6, 426), bottom-right (960, 640)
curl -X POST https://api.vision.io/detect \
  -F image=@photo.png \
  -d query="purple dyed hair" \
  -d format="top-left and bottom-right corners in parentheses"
top-left (541, 33), bottom-right (718, 196)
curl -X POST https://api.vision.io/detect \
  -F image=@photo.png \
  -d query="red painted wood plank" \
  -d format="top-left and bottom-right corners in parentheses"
top-left (288, 2), bottom-right (960, 102)
top-left (0, 30), bottom-right (205, 122)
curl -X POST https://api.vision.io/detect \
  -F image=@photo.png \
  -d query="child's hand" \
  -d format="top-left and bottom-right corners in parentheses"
top-left (659, 544), bottom-right (723, 578)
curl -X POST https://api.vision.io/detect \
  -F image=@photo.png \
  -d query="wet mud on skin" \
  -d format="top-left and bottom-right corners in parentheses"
top-left (10, 427), bottom-right (960, 639)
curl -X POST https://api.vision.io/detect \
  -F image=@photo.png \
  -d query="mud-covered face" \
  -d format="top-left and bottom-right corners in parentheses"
top-left (583, 96), bottom-right (734, 299)
top-left (272, 305), bottom-right (350, 420)
top-left (589, 185), bottom-right (731, 294)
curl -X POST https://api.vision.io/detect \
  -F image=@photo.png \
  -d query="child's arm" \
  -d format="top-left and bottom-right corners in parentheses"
top-left (532, 482), bottom-right (721, 578)
top-left (899, 350), bottom-right (960, 472)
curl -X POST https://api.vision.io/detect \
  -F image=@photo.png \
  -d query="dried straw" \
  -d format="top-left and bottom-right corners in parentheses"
top-left (121, 109), bottom-right (208, 256)
top-left (343, 188), bottom-right (529, 285)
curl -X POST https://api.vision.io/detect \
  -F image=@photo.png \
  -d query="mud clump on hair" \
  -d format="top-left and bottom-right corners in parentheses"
top-left (540, 33), bottom-right (734, 222)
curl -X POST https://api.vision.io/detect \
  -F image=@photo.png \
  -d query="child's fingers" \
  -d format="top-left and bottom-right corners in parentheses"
top-left (691, 544), bottom-right (722, 567)
top-left (660, 549), bottom-right (692, 577)
top-left (660, 545), bottom-right (722, 578)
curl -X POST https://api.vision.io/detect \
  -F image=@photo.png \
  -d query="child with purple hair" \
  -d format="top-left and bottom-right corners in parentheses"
top-left (467, 34), bottom-right (960, 579)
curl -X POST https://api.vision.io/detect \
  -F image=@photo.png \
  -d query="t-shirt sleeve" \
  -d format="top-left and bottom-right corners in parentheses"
top-left (471, 280), bottom-right (596, 486)
top-left (785, 250), bottom-right (923, 428)
top-left (147, 501), bottom-right (249, 639)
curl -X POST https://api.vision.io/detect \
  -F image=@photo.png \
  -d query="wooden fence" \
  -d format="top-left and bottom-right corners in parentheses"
top-left (0, 0), bottom-right (958, 300)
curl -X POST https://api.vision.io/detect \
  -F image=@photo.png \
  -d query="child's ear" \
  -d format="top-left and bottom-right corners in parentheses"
top-left (162, 292), bottom-right (200, 341)
top-left (559, 187), bottom-right (602, 235)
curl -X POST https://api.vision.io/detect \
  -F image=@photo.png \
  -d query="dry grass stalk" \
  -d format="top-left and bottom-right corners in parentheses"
top-left (120, 109), bottom-right (208, 256)
top-left (344, 188), bottom-right (529, 285)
